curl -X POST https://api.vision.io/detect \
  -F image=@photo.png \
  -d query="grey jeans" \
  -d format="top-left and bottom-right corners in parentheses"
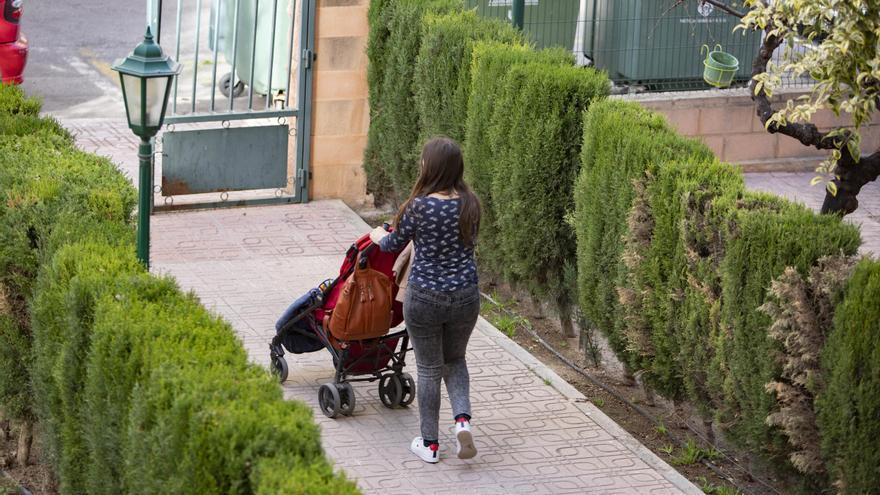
top-left (404, 284), bottom-right (480, 442)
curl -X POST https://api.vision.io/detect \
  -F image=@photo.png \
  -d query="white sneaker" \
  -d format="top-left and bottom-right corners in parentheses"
top-left (455, 421), bottom-right (477, 459)
top-left (410, 437), bottom-right (440, 464)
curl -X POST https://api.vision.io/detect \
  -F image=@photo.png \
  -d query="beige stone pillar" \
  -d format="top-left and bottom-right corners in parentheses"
top-left (305, 0), bottom-right (371, 206)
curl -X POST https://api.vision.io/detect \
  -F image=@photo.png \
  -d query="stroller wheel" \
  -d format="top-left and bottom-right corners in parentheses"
top-left (399, 372), bottom-right (416, 407)
top-left (271, 356), bottom-right (289, 383)
top-left (318, 383), bottom-right (342, 418)
top-left (338, 383), bottom-right (356, 416)
top-left (378, 374), bottom-right (403, 409)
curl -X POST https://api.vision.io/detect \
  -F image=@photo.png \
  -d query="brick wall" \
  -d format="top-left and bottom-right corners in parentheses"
top-left (306, 0), bottom-right (370, 206)
top-left (628, 88), bottom-right (880, 171)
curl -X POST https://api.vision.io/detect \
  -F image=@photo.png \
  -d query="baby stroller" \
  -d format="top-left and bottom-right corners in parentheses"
top-left (268, 227), bottom-right (414, 418)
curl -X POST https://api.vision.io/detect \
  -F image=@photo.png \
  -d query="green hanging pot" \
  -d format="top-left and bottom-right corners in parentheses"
top-left (702, 44), bottom-right (739, 88)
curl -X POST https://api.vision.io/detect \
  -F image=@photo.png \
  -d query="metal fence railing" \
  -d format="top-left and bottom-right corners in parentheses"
top-left (466, 0), bottom-right (812, 93)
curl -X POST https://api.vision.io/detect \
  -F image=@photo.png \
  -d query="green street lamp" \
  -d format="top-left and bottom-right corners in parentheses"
top-left (112, 26), bottom-right (180, 268)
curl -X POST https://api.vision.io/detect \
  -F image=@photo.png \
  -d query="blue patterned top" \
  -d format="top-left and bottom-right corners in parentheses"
top-left (379, 196), bottom-right (478, 292)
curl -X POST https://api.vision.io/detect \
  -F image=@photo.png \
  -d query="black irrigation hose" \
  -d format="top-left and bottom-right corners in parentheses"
top-left (479, 292), bottom-right (783, 495)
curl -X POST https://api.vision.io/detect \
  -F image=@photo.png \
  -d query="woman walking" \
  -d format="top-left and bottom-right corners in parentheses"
top-left (370, 137), bottom-right (481, 464)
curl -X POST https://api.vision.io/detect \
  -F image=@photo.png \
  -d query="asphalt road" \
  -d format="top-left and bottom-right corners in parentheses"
top-left (19, 0), bottom-right (145, 118)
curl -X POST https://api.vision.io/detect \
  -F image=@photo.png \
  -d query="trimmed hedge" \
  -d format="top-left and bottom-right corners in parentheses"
top-left (372, 0), bottom-right (461, 202)
top-left (618, 157), bottom-right (743, 400)
top-left (716, 200), bottom-right (860, 451)
top-left (363, 0), bottom-right (394, 202)
top-left (413, 10), bottom-right (521, 145)
top-left (575, 99), bottom-right (713, 359)
top-left (463, 42), bottom-right (572, 276)
top-left (0, 84), bottom-right (358, 494)
top-left (574, 97), bottom-right (867, 488)
top-left (818, 259), bottom-right (880, 494)
top-left (488, 62), bottom-right (608, 334)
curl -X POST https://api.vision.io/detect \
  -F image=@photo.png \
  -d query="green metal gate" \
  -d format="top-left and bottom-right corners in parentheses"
top-left (147, 0), bottom-right (315, 211)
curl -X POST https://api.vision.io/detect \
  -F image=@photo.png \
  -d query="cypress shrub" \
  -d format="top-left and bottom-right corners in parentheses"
top-left (0, 86), bottom-right (357, 494)
top-left (463, 42), bottom-right (572, 275)
top-left (817, 259), bottom-right (880, 494)
top-left (29, 242), bottom-right (143, 494)
top-left (363, 0), bottom-right (395, 203)
top-left (414, 10), bottom-right (521, 145)
top-left (619, 157), bottom-right (741, 400)
top-left (0, 83), bottom-right (41, 115)
top-left (0, 130), bottom-right (135, 470)
top-left (575, 100), bottom-right (707, 358)
top-left (489, 62), bottom-right (609, 336)
top-left (715, 199), bottom-right (861, 453)
top-left (374, 0), bottom-right (461, 202)
top-left (677, 191), bottom-right (742, 417)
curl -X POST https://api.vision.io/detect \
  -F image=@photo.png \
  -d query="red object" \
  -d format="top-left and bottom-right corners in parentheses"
top-left (317, 231), bottom-right (406, 376)
top-left (317, 231), bottom-right (405, 328)
top-left (0, 0), bottom-right (27, 85)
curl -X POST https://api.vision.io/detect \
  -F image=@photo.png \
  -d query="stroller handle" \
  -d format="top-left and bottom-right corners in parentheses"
top-left (359, 223), bottom-right (390, 268)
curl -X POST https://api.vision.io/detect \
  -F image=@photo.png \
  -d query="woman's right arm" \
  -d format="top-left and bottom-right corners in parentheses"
top-left (378, 201), bottom-right (419, 252)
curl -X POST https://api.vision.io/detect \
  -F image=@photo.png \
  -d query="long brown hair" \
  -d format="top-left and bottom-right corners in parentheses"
top-left (394, 137), bottom-right (481, 247)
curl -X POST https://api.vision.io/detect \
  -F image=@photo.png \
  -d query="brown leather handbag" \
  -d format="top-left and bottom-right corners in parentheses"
top-left (326, 254), bottom-right (393, 341)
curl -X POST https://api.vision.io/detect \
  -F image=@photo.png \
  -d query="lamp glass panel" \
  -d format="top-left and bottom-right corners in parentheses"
top-left (144, 76), bottom-right (171, 127)
top-left (121, 73), bottom-right (143, 126)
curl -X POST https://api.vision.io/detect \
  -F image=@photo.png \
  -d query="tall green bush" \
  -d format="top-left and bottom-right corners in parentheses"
top-left (817, 259), bottom-right (880, 494)
top-left (0, 84), bottom-right (358, 494)
top-left (618, 157), bottom-right (742, 400)
top-left (414, 10), bottom-right (521, 145)
top-left (575, 100), bottom-right (710, 358)
top-left (463, 42), bottom-right (572, 276)
top-left (373, 0), bottom-right (461, 202)
top-left (363, 0), bottom-right (395, 203)
top-left (715, 200), bottom-right (860, 452)
top-left (489, 62), bottom-right (608, 336)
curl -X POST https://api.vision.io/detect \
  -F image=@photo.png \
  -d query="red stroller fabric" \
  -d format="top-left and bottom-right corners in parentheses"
top-left (315, 232), bottom-right (406, 375)
top-left (316, 231), bottom-right (405, 329)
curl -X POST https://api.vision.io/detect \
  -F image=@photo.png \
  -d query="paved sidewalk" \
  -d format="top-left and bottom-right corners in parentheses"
top-left (149, 203), bottom-right (698, 495)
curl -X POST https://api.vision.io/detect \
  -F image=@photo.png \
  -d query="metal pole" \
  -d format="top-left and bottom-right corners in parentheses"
top-left (137, 137), bottom-right (153, 268)
top-left (512, 0), bottom-right (524, 30)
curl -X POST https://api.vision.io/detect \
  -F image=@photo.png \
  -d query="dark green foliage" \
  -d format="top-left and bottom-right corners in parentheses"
top-left (0, 313), bottom-right (30, 420)
top-left (363, 0), bottom-right (395, 203)
top-left (620, 158), bottom-right (742, 400)
top-left (489, 63), bottom-right (608, 329)
top-left (414, 10), bottom-right (521, 145)
top-left (0, 83), bottom-right (41, 115)
top-left (716, 199), bottom-right (860, 452)
top-left (463, 42), bottom-right (572, 275)
top-left (575, 100), bottom-right (707, 357)
top-left (817, 259), bottom-right (880, 494)
top-left (373, 0), bottom-right (461, 202)
top-left (0, 85), bottom-right (358, 494)
top-left (30, 242), bottom-right (144, 494)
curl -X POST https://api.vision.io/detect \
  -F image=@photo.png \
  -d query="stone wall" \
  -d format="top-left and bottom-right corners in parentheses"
top-left (306, 0), bottom-right (370, 206)
top-left (628, 88), bottom-right (880, 172)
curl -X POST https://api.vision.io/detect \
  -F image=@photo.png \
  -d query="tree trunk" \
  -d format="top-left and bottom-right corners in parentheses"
top-left (642, 382), bottom-right (656, 407)
top-left (16, 420), bottom-right (32, 467)
top-left (820, 149), bottom-right (880, 216)
top-left (530, 294), bottom-right (545, 319)
top-left (555, 293), bottom-right (576, 338)
top-left (703, 417), bottom-right (716, 446)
